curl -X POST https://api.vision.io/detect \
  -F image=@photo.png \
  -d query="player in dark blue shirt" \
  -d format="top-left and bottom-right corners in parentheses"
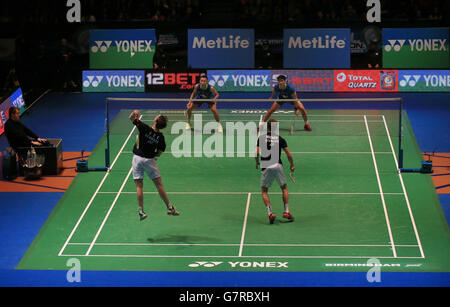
top-left (185, 75), bottom-right (222, 133)
top-left (129, 110), bottom-right (179, 221)
top-left (263, 75), bottom-right (311, 131)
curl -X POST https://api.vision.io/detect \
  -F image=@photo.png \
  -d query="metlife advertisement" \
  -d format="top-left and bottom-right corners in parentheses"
top-left (188, 29), bottom-right (255, 68)
top-left (90, 29), bottom-right (156, 69)
top-left (82, 71), bottom-right (145, 92)
top-left (284, 29), bottom-right (351, 68)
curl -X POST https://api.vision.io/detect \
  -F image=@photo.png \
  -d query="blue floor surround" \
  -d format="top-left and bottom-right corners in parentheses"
top-left (0, 91), bottom-right (449, 287)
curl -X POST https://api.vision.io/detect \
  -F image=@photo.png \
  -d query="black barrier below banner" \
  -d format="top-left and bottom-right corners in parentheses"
top-left (145, 70), bottom-right (207, 92)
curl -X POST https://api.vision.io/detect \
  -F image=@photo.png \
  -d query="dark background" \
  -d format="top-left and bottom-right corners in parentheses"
top-left (0, 0), bottom-right (449, 105)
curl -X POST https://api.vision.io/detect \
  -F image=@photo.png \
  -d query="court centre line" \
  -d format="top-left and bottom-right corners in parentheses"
top-left (58, 115), bottom-right (142, 257)
top-left (239, 193), bottom-right (252, 257)
top-left (364, 115), bottom-right (397, 258)
top-left (382, 115), bottom-right (425, 258)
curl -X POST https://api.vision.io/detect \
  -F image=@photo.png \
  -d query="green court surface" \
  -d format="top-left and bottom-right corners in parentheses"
top-left (17, 109), bottom-right (450, 272)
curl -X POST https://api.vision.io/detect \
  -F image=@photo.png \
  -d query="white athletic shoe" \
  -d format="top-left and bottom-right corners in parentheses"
top-left (186, 122), bottom-right (191, 130)
top-left (218, 123), bottom-right (223, 133)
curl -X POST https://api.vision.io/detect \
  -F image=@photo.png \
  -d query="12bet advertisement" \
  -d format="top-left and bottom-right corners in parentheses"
top-left (145, 70), bottom-right (207, 92)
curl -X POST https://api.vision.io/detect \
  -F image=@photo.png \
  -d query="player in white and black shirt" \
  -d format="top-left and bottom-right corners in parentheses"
top-left (129, 110), bottom-right (179, 221)
top-left (256, 119), bottom-right (295, 224)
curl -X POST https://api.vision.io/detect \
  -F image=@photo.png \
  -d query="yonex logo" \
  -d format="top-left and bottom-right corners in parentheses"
top-left (209, 75), bottom-right (230, 87)
top-left (399, 75), bottom-right (421, 87)
top-left (187, 261), bottom-right (289, 268)
top-left (384, 39), bottom-right (406, 52)
top-left (209, 74), bottom-right (269, 88)
top-left (400, 74), bottom-right (450, 88)
top-left (83, 73), bottom-right (144, 89)
top-left (83, 76), bottom-right (104, 87)
top-left (188, 261), bottom-right (223, 268)
top-left (91, 41), bottom-right (112, 53)
top-left (385, 39), bottom-right (447, 52)
top-left (91, 40), bottom-right (153, 57)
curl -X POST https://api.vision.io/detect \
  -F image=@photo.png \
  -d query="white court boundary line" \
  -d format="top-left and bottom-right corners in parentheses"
top-left (58, 115), bottom-right (142, 257)
top-left (238, 193), bottom-right (252, 257)
top-left (140, 118), bottom-right (385, 123)
top-left (97, 191), bottom-right (405, 195)
top-left (59, 254), bottom-right (425, 259)
top-left (364, 115), bottom-right (397, 258)
top-left (382, 115), bottom-right (425, 258)
top-left (85, 167), bottom-right (133, 256)
top-left (68, 242), bottom-right (419, 247)
top-left (121, 151), bottom-right (393, 155)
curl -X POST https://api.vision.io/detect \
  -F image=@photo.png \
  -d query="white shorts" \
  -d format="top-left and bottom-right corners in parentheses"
top-left (132, 155), bottom-right (160, 180)
top-left (261, 163), bottom-right (287, 188)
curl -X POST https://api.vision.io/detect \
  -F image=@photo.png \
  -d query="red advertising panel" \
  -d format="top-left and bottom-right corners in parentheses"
top-left (145, 70), bottom-right (207, 92)
top-left (334, 70), bottom-right (398, 92)
top-left (271, 70), bottom-right (334, 92)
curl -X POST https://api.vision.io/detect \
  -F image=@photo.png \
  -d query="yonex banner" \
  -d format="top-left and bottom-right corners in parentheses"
top-left (188, 29), bottom-right (254, 68)
top-left (82, 71), bottom-right (145, 92)
top-left (334, 70), bottom-right (398, 92)
top-left (284, 29), bottom-right (351, 68)
top-left (90, 29), bottom-right (156, 69)
top-left (207, 70), bottom-right (271, 92)
top-left (383, 28), bottom-right (450, 68)
top-left (271, 70), bottom-right (334, 92)
top-left (399, 70), bottom-right (450, 92)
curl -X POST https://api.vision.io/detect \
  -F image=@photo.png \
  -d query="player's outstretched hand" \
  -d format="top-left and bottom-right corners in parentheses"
top-left (129, 110), bottom-right (139, 122)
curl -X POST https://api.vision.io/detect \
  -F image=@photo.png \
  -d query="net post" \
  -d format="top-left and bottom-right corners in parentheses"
top-left (105, 98), bottom-right (111, 169)
top-left (398, 97), bottom-right (404, 171)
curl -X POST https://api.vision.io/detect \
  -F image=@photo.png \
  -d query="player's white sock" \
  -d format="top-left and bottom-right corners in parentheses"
top-left (284, 203), bottom-right (289, 213)
top-left (266, 206), bottom-right (272, 214)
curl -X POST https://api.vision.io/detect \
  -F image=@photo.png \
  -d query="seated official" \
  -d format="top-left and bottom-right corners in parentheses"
top-left (4, 106), bottom-right (47, 150)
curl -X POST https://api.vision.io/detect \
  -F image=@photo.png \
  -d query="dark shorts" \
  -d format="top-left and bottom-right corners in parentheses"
top-left (274, 100), bottom-right (294, 107)
top-left (193, 100), bottom-right (216, 107)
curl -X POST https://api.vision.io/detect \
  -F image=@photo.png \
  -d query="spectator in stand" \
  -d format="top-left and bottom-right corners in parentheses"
top-left (367, 41), bottom-right (382, 69)
top-left (58, 38), bottom-right (77, 90)
top-left (256, 40), bottom-right (273, 69)
top-left (153, 42), bottom-right (169, 69)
